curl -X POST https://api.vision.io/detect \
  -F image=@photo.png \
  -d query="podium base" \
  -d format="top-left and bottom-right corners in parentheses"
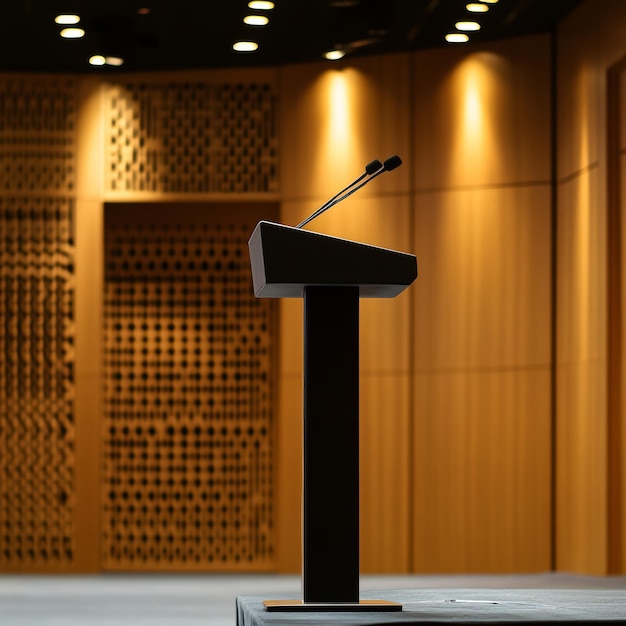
top-left (263, 599), bottom-right (402, 612)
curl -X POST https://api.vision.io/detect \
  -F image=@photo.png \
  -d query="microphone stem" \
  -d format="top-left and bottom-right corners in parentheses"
top-left (298, 168), bottom-right (386, 228)
top-left (295, 172), bottom-right (368, 229)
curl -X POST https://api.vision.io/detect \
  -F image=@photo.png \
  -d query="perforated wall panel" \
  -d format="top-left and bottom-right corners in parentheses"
top-left (0, 78), bottom-right (76, 194)
top-left (0, 77), bottom-right (77, 571)
top-left (103, 206), bottom-right (276, 570)
top-left (106, 81), bottom-right (278, 194)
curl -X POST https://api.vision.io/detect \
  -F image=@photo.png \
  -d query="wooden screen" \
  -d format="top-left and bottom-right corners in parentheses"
top-left (105, 80), bottom-right (278, 194)
top-left (0, 77), bottom-right (77, 570)
top-left (102, 204), bottom-right (276, 570)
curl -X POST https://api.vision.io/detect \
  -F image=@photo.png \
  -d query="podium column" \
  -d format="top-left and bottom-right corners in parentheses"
top-left (303, 285), bottom-right (359, 604)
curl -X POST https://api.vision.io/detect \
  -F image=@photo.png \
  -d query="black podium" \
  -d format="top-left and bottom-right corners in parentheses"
top-left (248, 220), bottom-right (417, 612)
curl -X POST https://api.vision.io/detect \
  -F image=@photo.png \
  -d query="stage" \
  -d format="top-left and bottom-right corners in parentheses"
top-left (237, 586), bottom-right (626, 624)
top-left (1, 573), bottom-right (625, 625)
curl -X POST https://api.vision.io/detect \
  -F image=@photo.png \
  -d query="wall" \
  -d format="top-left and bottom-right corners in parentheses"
top-left (410, 35), bottom-right (552, 573)
top-left (556, 0), bottom-right (626, 574)
top-left (2, 0), bottom-right (625, 575)
top-left (0, 68), bottom-right (284, 572)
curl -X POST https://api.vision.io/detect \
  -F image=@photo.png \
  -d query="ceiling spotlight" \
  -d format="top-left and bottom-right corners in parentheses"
top-left (243, 15), bottom-right (269, 26)
top-left (455, 21), bottom-right (481, 31)
top-left (481, 0), bottom-right (498, 3)
top-left (233, 41), bottom-right (259, 52)
top-left (248, 1), bottom-right (274, 9)
top-left (60, 27), bottom-right (85, 38)
top-left (89, 54), bottom-right (125, 66)
top-left (324, 49), bottom-right (346, 61)
top-left (466, 3), bottom-right (489, 12)
top-left (445, 33), bottom-right (470, 43)
top-left (55, 14), bottom-right (80, 25)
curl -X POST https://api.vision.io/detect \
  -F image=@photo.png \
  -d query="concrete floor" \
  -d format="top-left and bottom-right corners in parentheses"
top-left (1, 572), bottom-right (625, 626)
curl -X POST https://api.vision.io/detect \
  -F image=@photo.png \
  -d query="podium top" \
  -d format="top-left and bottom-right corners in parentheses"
top-left (248, 221), bottom-right (417, 298)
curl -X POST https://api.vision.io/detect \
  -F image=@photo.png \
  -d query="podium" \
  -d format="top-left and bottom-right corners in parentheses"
top-left (248, 221), bottom-right (417, 612)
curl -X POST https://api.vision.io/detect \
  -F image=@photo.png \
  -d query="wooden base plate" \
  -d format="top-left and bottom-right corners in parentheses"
top-left (263, 599), bottom-right (402, 612)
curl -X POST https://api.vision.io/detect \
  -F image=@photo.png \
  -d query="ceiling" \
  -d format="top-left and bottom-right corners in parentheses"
top-left (0, 0), bottom-right (583, 73)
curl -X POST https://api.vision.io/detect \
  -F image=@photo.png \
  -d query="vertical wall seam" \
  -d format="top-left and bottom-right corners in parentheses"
top-left (606, 58), bottom-right (624, 575)
top-left (549, 27), bottom-right (559, 573)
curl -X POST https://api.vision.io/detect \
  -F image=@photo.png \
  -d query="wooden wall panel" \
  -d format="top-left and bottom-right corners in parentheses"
top-left (413, 369), bottom-right (551, 572)
top-left (410, 37), bottom-right (553, 573)
top-left (556, 0), bottom-right (626, 574)
top-left (412, 185), bottom-right (552, 572)
top-left (557, 133), bottom-right (608, 574)
top-left (103, 69), bottom-right (279, 198)
top-left (101, 204), bottom-right (277, 571)
top-left (0, 75), bottom-right (79, 572)
top-left (414, 186), bottom-right (551, 371)
top-left (558, 1), bottom-right (626, 181)
top-left (607, 56), bottom-right (626, 574)
top-left (556, 169), bottom-right (606, 367)
top-left (279, 55), bottom-right (411, 203)
top-left (556, 361), bottom-right (608, 574)
top-left (359, 374), bottom-right (410, 572)
top-left (74, 77), bottom-right (106, 572)
top-left (412, 35), bottom-right (551, 191)
top-left (274, 371), bottom-right (302, 573)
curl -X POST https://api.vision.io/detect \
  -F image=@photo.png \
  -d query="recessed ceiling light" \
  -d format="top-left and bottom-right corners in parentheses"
top-left (243, 15), bottom-right (269, 26)
top-left (233, 41), bottom-right (259, 52)
top-left (466, 3), bottom-right (489, 12)
top-left (445, 33), bottom-right (470, 43)
top-left (55, 14), bottom-right (80, 25)
top-left (89, 54), bottom-right (125, 66)
top-left (455, 21), bottom-right (481, 31)
top-left (324, 49), bottom-right (346, 60)
top-left (481, 0), bottom-right (498, 3)
top-left (248, 1), bottom-right (274, 9)
top-left (60, 27), bottom-right (85, 38)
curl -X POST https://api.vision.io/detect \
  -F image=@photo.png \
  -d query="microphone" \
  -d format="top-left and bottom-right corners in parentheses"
top-left (295, 155), bottom-right (402, 229)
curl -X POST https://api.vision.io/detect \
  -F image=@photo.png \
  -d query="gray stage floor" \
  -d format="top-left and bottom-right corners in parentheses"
top-left (1, 573), bottom-right (625, 626)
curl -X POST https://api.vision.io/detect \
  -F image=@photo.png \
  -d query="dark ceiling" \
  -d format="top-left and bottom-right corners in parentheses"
top-left (0, 0), bottom-right (583, 73)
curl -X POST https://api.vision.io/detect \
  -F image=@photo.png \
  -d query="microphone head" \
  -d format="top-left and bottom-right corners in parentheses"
top-left (383, 155), bottom-right (402, 171)
top-left (365, 159), bottom-right (383, 175)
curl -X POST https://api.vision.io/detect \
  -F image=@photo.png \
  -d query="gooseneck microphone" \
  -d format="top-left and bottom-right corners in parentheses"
top-left (295, 155), bottom-right (402, 229)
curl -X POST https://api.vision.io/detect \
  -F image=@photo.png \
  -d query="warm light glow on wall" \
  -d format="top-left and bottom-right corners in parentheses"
top-left (573, 171), bottom-right (592, 353)
top-left (447, 53), bottom-right (506, 184)
top-left (328, 72), bottom-right (351, 148)
top-left (463, 79), bottom-right (483, 135)
top-left (576, 65), bottom-right (592, 171)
